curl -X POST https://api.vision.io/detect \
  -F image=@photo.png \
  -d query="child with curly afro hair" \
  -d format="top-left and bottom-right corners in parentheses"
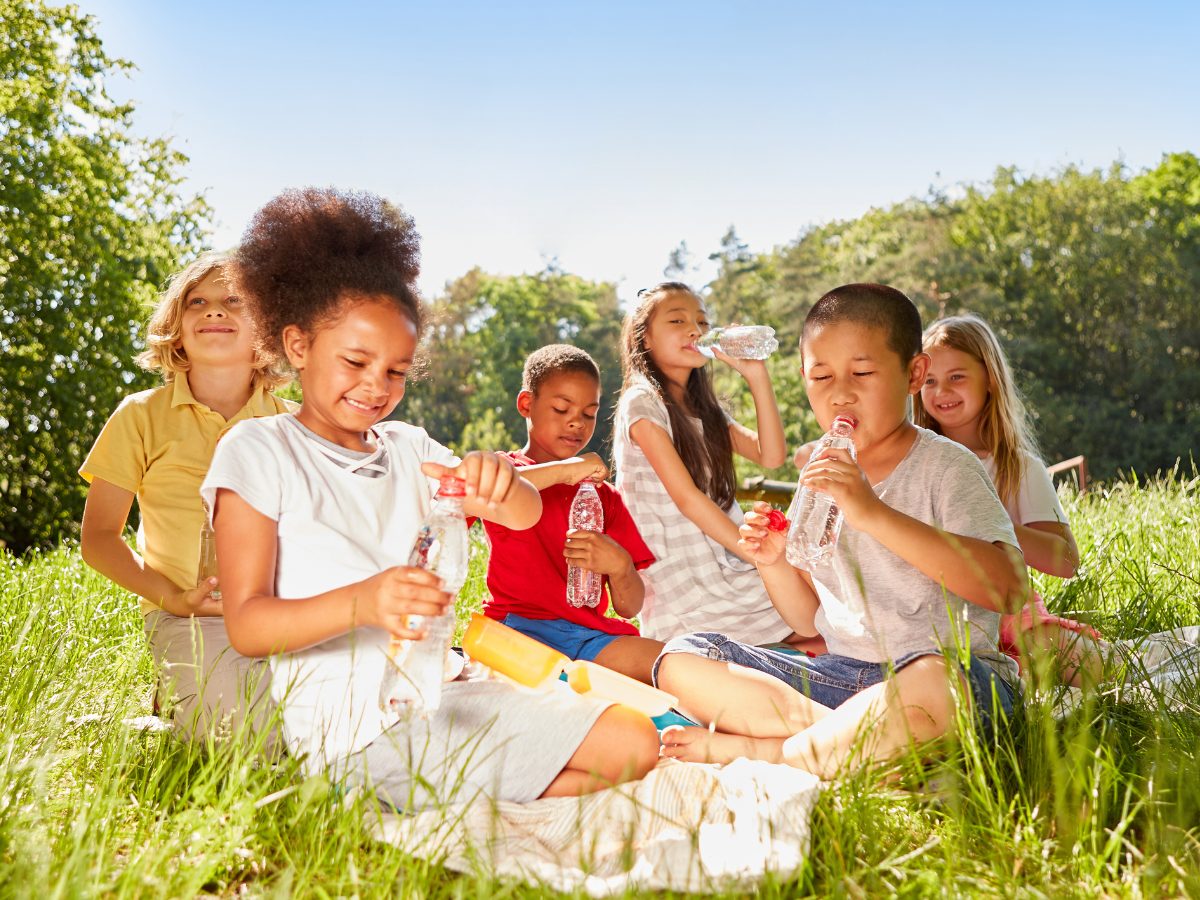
top-left (201, 187), bottom-right (659, 809)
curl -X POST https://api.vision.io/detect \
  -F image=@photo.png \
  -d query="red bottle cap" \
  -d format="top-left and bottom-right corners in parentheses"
top-left (765, 509), bottom-right (789, 532)
top-left (438, 475), bottom-right (467, 497)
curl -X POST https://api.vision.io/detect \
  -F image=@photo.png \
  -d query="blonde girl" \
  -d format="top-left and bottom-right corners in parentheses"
top-left (917, 313), bottom-right (1105, 685)
top-left (80, 250), bottom-right (293, 740)
top-left (613, 281), bottom-right (795, 646)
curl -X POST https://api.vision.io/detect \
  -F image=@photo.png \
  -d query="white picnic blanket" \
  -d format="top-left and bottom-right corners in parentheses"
top-left (372, 757), bottom-right (822, 895)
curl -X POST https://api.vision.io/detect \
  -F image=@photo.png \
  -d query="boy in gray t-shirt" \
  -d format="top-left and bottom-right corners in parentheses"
top-left (653, 283), bottom-right (1029, 779)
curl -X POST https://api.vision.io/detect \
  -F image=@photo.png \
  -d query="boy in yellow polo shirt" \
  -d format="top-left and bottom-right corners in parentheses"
top-left (80, 250), bottom-right (293, 743)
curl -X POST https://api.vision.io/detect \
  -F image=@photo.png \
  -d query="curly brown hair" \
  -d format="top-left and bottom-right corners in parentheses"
top-left (232, 188), bottom-right (423, 361)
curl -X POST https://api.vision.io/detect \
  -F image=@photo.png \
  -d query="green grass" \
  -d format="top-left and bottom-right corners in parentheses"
top-left (1, 470), bottom-right (1199, 897)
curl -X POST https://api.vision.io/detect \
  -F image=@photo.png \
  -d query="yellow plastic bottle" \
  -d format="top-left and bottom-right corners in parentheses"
top-left (462, 614), bottom-right (678, 716)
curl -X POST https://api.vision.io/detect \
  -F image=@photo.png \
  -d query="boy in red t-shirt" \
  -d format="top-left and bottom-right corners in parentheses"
top-left (483, 345), bottom-right (662, 683)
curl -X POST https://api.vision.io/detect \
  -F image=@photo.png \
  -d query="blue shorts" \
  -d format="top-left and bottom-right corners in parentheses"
top-left (502, 614), bottom-right (622, 662)
top-left (654, 632), bottom-right (1016, 734)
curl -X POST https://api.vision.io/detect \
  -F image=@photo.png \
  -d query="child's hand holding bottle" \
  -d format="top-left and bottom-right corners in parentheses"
top-left (356, 566), bottom-right (452, 640)
top-left (423, 451), bottom-right (517, 510)
top-left (567, 452), bottom-right (609, 485)
top-left (737, 501), bottom-right (791, 566)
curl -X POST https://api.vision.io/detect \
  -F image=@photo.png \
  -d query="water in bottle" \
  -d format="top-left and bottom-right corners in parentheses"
top-left (694, 325), bottom-right (779, 360)
top-left (197, 507), bottom-right (222, 600)
top-left (785, 415), bottom-right (857, 570)
top-left (379, 475), bottom-right (471, 717)
top-left (566, 481), bottom-right (604, 608)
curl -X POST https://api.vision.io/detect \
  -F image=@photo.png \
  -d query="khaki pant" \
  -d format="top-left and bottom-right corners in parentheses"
top-left (143, 610), bottom-right (279, 751)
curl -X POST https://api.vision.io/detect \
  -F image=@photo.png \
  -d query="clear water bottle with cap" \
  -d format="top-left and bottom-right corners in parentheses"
top-left (566, 481), bottom-right (604, 608)
top-left (695, 325), bottom-right (779, 360)
top-left (786, 415), bottom-right (857, 569)
top-left (379, 475), bottom-right (470, 717)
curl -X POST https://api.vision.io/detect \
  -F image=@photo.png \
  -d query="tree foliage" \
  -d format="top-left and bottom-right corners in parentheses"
top-left (0, 0), bottom-right (208, 551)
top-left (707, 154), bottom-right (1200, 481)
top-left (404, 268), bottom-right (625, 458)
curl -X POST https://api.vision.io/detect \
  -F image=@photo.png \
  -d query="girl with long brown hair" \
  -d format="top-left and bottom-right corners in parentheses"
top-left (612, 282), bottom-right (791, 645)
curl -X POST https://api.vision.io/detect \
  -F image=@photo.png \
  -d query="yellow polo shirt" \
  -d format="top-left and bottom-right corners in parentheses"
top-left (80, 377), bottom-right (295, 614)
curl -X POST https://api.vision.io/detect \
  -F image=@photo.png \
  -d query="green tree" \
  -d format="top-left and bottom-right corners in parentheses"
top-left (0, 0), bottom-right (208, 551)
top-left (404, 268), bottom-right (625, 459)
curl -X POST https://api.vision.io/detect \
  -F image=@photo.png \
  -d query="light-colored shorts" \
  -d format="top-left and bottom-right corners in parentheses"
top-left (143, 610), bottom-right (278, 749)
top-left (342, 679), bottom-right (611, 810)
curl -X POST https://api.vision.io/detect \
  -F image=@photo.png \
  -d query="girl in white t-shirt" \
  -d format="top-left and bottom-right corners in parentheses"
top-left (917, 313), bottom-right (1107, 686)
top-left (202, 188), bottom-right (658, 808)
top-left (613, 282), bottom-right (797, 647)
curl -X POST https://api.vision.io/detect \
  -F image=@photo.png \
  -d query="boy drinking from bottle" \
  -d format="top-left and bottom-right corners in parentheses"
top-left (481, 345), bottom-right (663, 683)
top-left (655, 284), bottom-right (1029, 778)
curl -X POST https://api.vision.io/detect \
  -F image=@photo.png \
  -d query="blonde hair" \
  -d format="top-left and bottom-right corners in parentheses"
top-left (135, 250), bottom-right (290, 390)
top-left (915, 313), bottom-right (1039, 506)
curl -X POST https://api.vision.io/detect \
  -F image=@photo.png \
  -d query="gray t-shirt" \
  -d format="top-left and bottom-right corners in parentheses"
top-left (789, 427), bottom-right (1020, 680)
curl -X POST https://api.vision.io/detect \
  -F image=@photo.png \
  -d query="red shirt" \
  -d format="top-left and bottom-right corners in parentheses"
top-left (482, 451), bottom-right (655, 635)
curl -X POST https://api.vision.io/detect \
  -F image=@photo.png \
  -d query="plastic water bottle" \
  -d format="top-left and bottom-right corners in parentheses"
top-left (786, 415), bottom-right (857, 569)
top-left (566, 481), bottom-right (604, 608)
top-left (695, 325), bottom-right (779, 360)
top-left (197, 508), bottom-right (222, 600)
top-left (379, 475), bottom-right (470, 717)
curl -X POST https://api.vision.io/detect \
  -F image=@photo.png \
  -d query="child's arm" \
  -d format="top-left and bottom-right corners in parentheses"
top-left (80, 477), bottom-right (222, 616)
top-left (629, 418), bottom-right (748, 559)
top-left (714, 351), bottom-right (787, 469)
top-left (562, 531), bottom-right (645, 618)
top-left (512, 452), bottom-right (608, 492)
top-left (425, 452), bottom-right (542, 530)
top-left (216, 451), bottom-right (541, 656)
top-left (737, 502), bottom-right (822, 636)
top-left (803, 449), bottom-right (1028, 614)
top-left (214, 489), bottom-right (451, 656)
top-left (1012, 521), bottom-right (1078, 578)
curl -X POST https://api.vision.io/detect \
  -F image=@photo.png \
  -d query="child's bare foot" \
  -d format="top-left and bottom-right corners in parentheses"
top-left (659, 725), bottom-right (757, 765)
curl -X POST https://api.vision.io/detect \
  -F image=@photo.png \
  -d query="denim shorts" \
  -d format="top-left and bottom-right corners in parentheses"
top-left (655, 631), bottom-right (1016, 734)
top-left (502, 614), bottom-right (622, 662)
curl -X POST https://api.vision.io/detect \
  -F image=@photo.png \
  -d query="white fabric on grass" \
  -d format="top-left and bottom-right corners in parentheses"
top-left (372, 758), bottom-right (822, 895)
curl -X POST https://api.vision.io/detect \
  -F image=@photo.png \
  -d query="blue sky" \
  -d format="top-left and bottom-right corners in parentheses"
top-left (86, 1), bottom-right (1199, 304)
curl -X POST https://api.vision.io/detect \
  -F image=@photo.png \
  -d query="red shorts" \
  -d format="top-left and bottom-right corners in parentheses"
top-left (998, 592), bottom-right (1102, 661)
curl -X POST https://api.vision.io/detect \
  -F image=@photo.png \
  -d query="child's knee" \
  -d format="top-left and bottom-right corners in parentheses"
top-left (894, 656), bottom-right (957, 740)
top-left (600, 705), bottom-right (660, 781)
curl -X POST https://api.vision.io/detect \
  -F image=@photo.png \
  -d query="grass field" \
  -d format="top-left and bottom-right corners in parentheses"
top-left (1, 470), bottom-right (1198, 897)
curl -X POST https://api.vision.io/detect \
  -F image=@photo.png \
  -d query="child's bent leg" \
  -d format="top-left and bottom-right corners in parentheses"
top-left (779, 654), bottom-right (960, 780)
top-left (539, 704), bottom-right (660, 798)
top-left (654, 635), bottom-right (832, 738)
top-left (593, 635), bottom-right (665, 684)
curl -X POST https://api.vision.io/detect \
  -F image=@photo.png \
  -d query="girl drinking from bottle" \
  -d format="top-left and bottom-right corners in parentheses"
top-left (613, 281), bottom-right (793, 645)
top-left (203, 188), bottom-right (657, 808)
top-left (917, 313), bottom-right (1107, 686)
top-left (80, 250), bottom-right (292, 743)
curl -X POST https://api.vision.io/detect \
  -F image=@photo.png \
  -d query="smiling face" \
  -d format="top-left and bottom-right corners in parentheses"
top-left (283, 296), bottom-right (418, 451)
top-left (920, 344), bottom-right (991, 448)
top-left (801, 321), bottom-right (928, 457)
top-left (641, 290), bottom-right (711, 382)
top-left (176, 270), bottom-right (256, 369)
top-left (517, 370), bottom-right (602, 463)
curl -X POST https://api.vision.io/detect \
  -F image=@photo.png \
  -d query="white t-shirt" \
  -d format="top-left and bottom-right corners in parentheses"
top-left (980, 450), bottom-right (1068, 526)
top-left (790, 427), bottom-right (1021, 679)
top-left (201, 414), bottom-right (457, 769)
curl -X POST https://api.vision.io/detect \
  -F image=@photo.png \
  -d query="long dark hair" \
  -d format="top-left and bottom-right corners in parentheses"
top-left (620, 282), bottom-right (736, 510)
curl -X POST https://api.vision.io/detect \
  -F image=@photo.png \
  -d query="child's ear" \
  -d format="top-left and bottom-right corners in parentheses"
top-left (907, 352), bottom-right (931, 395)
top-left (516, 389), bottom-right (534, 419)
top-left (281, 324), bottom-right (309, 370)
